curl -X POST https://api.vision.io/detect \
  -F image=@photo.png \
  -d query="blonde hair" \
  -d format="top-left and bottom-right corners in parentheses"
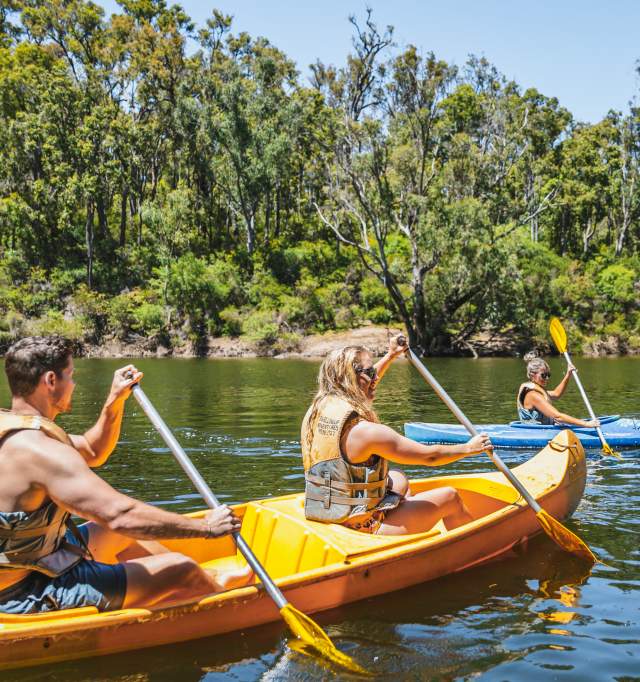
top-left (305, 346), bottom-right (379, 451)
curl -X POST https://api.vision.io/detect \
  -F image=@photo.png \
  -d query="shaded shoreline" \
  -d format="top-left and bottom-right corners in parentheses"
top-left (75, 325), bottom-right (638, 359)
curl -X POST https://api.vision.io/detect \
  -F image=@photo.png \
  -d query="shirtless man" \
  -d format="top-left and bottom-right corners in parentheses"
top-left (0, 336), bottom-right (251, 614)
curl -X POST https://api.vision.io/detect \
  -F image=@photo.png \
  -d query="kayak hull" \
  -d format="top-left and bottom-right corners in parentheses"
top-left (0, 430), bottom-right (586, 671)
top-left (405, 415), bottom-right (640, 448)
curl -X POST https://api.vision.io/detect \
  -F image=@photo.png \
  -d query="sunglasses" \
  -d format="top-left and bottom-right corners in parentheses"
top-left (539, 372), bottom-right (551, 379)
top-left (357, 366), bottom-right (378, 381)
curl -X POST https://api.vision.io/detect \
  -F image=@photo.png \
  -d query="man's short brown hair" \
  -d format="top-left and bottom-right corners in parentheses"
top-left (4, 336), bottom-right (74, 397)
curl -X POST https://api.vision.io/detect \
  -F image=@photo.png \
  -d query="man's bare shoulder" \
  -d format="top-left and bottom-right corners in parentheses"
top-left (1, 428), bottom-right (85, 473)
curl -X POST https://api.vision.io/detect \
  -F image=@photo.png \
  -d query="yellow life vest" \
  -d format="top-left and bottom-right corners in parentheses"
top-left (300, 395), bottom-right (398, 524)
top-left (516, 382), bottom-right (554, 425)
top-left (0, 410), bottom-right (89, 577)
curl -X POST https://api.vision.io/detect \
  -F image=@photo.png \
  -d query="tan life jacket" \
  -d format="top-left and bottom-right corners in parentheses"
top-left (0, 410), bottom-right (90, 577)
top-left (300, 395), bottom-right (399, 524)
top-left (516, 382), bottom-right (554, 425)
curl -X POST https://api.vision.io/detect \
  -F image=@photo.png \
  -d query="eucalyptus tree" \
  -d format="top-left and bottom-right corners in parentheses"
top-left (311, 15), bottom-right (567, 352)
top-left (551, 118), bottom-right (619, 256)
top-left (194, 13), bottom-right (318, 259)
top-left (8, 0), bottom-right (116, 286)
top-left (0, 40), bottom-right (84, 270)
top-left (0, 1), bottom-right (21, 48)
top-left (613, 107), bottom-right (640, 255)
top-left (311, 14), bottom-right (447, 351)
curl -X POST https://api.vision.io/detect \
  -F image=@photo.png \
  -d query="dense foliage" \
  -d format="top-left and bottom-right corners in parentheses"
top-left (1, 2), bottom-right (639, 355)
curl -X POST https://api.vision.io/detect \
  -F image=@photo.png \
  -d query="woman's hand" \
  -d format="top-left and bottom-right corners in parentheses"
top-left (465, 432), bottom-right (493, 455)
top-left (388, 334), bottom-right (408, 359)
top-left (566, 363), bottom-right (577, 375)
top-left (584, 419), bottom-right (600, 429)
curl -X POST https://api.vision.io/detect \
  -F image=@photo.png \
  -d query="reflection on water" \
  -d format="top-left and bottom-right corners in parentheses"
top-left (0, 356), bottom-right (638, 681)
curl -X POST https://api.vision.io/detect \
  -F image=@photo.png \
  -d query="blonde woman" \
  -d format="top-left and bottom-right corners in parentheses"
top-left (517, 354), bottom-right (600, 428)
top-left (300, 337), bottom-right (492, 536)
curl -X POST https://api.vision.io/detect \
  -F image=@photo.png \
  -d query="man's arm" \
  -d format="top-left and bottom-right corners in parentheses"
top-left (344, 421), bottom-right (492, 467)
top-left (70, 365), bottom-right (142, 468)
top-left (28, 433), bottom-right (240, 540)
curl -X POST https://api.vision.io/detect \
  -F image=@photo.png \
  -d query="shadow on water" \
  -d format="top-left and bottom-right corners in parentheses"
top-left (7, 538), bottom-right (594, 682)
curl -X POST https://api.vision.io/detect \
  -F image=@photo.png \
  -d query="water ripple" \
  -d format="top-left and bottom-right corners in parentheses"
top-left (1, 356), bottom-right (638, 681)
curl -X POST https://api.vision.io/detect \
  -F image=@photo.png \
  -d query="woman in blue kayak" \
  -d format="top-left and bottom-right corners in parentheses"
top-left (517, 354), bottom-right (599, 428)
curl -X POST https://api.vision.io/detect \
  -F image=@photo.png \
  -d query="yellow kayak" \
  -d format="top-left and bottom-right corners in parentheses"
top-left (0, 430), bottom-right (586, 671)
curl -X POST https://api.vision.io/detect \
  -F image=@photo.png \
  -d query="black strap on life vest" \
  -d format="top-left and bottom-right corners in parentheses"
top-left (65, 517), bottom-right (94, 561)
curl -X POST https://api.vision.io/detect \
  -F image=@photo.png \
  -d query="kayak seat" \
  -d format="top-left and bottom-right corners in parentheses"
top-left (159, 476), bottom-right (526, 584)
top-left (199, 553), bottom-right (254, 578)
top-left (237, 499), bottom-right (347, 578)
top-left (236, 496), bottom-right (448, 578)
top-left (235, 471), bottom-right (527, 578)
top-left (410, 477), bottom-right (520, 519)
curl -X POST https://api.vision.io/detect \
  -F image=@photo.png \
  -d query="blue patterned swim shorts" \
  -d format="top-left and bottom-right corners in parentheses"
top-left (0, 524), bottom-right (127, 614)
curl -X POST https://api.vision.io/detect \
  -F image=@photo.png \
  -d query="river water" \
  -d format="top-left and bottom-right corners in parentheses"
top-left (1, 356), bottom-right (639, 681)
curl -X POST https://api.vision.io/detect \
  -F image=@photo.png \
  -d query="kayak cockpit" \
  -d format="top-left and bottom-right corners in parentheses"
top-left (241, 477), bottom-right (518, 566)
top-left (157, 475), bottom-right (521, 581)
top-left (411, 476), bottom-right (520, 519)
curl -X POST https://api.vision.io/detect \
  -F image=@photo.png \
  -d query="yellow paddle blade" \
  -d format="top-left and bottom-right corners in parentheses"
top-left (538, 610), bottom-right (576, 624)
top-left (601, 442), bottom-right (622, 459)
top-left (535, 509), bottom-right (597, 564)
top-left (280, 603), bottom-right (369, 675)
top-left (549, 317), bottom-right (568, 353)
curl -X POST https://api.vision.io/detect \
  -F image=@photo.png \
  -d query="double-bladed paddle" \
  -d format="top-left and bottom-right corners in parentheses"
top-left (398, 338), bottom-right (596, 564)
top-left (549, 317), bottom-right (621, 459)
top-left (129, 382), bottom-right (366, 674)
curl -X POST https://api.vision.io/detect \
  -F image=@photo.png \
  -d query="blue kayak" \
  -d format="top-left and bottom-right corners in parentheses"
top-left (404, 415), bottom-right (640, 448)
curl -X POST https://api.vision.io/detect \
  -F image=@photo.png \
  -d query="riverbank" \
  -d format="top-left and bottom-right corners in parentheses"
top-left (76, 325), bottom-right (638, 359)
top-left (83, 325), bottom-right (407, 359)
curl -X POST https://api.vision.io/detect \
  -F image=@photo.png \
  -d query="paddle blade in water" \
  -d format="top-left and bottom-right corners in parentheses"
top-left (535, 509), bottom-right (597, 564)
top-left (601, 442), bottom-right (622, 459)
top-left (549, 317), bottom-right (568, 353)
top-left (280, 603), bottom-right (368, 675)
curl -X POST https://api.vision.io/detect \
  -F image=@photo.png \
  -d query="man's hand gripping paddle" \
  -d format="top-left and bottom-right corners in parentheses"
top-left (128, 380), bottom-right (368, 675)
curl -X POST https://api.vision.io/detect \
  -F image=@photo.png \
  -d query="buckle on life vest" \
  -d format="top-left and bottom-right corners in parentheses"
top-left (323, 471), bottom-right (331, 509)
